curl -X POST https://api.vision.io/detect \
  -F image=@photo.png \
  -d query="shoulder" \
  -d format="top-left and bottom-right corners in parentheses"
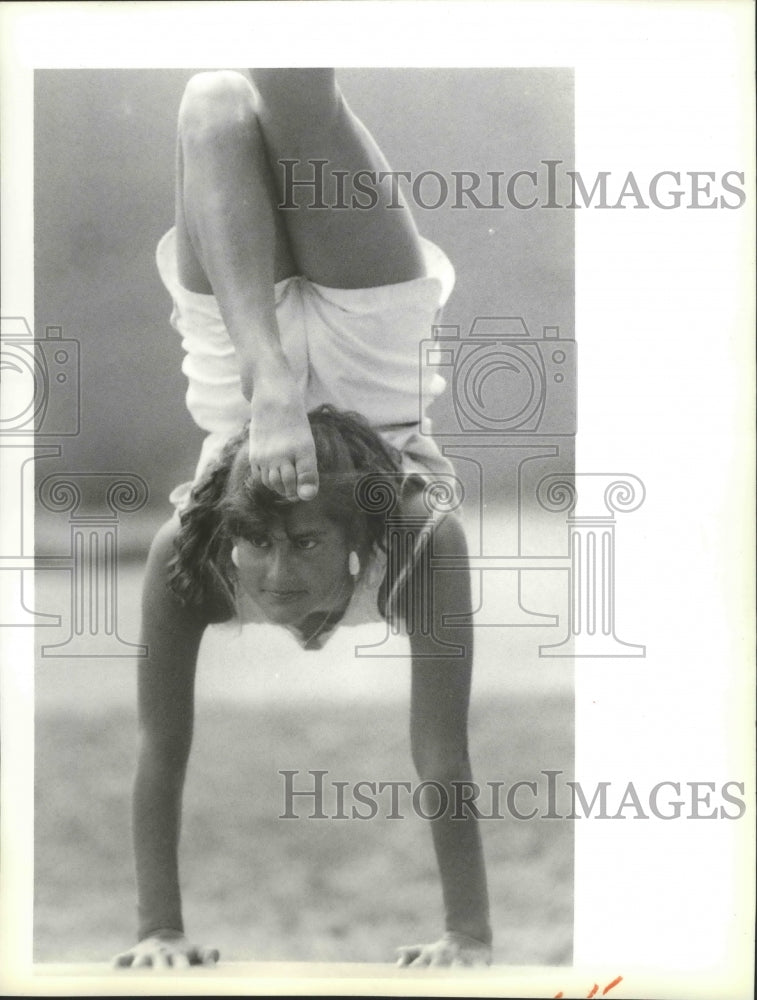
top-left (396, 476), bottom-right (466, 548)
top-left (380, 477), bottom-right (467, 602)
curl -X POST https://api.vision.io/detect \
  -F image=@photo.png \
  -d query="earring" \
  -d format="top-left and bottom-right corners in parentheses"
top-left (231, 545), bottom-right (240, 568)
top-left (348, 551), bottom-right (360, 577)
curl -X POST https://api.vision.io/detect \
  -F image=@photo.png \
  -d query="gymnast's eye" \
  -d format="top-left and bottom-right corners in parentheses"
top-left (247, 534), bottom-right (271, 549)
top-left (295, 537), bottom-right (318, 550)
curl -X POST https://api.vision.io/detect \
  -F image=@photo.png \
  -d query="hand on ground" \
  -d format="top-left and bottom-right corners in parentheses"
top-left (396, 931), bottom-right (492, 968)
top-left (248, 381), bottom-right (318, 501)
top-left (112, 929), bottom-right (219, 969)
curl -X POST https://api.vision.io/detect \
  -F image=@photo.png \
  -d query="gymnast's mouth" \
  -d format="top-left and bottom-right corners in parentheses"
top-left (262, 589), bottom-right (307, 601)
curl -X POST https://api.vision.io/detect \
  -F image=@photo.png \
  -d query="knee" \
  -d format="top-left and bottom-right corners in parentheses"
top-left (252, 68), bottom-right (340, 131)
top-left (178, 70), bottom-right (258, 139)
top-left (253, 68), bottom-right (336, 107)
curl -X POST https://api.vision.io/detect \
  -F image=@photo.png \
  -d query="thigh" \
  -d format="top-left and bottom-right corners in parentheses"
top-left (174, 139), bottom-right (213, 293)
top-left (174, 71), bottom-right (298, 294)
top-left (252, 69), bottom-right (426, 289)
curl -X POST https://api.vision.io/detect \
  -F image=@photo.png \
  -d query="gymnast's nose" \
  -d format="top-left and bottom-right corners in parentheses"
top-left (263, 543), bottom-right (299, 590)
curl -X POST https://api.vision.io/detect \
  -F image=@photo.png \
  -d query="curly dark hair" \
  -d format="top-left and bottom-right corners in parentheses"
top-left (168, 404), bottom-right (404, 620)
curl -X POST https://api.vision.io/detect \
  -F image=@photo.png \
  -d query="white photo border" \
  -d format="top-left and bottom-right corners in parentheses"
top-left (1, 2), bottom-right (754, 998)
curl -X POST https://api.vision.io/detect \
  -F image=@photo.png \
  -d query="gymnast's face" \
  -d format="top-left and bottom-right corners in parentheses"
top-left (232, 495), bottom-right (353, 629)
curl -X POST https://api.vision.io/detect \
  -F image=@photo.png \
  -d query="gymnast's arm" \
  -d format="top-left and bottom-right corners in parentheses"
top-left (391, 496), bottom-right (493, 966)
top-left (113, 518), bottom-right (218, 968)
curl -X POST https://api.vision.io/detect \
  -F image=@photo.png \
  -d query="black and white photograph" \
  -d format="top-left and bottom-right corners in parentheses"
top-left (31, 60), bottom-right (575, 968)
top-left (0, 3), bottom-right (753, 998)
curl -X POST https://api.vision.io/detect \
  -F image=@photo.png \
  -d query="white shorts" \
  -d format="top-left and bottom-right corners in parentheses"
top-left (156, 227), bottom-right (456, 509)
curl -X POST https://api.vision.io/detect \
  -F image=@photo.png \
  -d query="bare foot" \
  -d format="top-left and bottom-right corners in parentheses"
top-left (248, 376), bottom-right (318, 501)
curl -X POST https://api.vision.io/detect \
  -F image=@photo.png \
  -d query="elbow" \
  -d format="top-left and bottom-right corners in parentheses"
top-left (411, 748), bottom-right (473, 787)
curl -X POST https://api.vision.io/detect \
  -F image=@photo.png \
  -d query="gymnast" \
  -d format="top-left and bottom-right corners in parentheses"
top-left (114, 69), bottom-right (491, 969)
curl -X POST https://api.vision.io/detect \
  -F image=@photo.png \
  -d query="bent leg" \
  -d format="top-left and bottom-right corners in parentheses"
top-left (251, 69), bottom-right (426, 289)
top-left (176, 71), bottom-right (296, 367)
top-left (175, 71), bottom-right (317, 502)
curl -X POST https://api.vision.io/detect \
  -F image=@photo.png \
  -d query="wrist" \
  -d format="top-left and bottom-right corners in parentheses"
top-left (138, 925), bottom-right (185, 943)
top-left (445, 926), bottom-right (492, 947)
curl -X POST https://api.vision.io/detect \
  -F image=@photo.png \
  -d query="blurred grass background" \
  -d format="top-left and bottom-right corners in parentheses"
top-left (35, 681), bottom-right (572, 966)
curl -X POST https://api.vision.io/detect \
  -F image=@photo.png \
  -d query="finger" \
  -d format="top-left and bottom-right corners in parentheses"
top-left (396, 945), bottom-right (421, 967)
top-left (408, 950), bottom-right (433, 969)
top-left (295, 452), bottom-right (318, 501)
top-left (112, 952), bottom-right (134, 968)
top-left (199, 946), bottom-right (220, 965)
top-left (152, 951), bottom-right (171, 969)
top-left (430, 947), bottom-right (452, 967)
top-left (278, 460), bottom-right (297, 501)
top-left (171, 953), bottom-right (190, 969)
top-left (132, 953), bottom-right (152, 968)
